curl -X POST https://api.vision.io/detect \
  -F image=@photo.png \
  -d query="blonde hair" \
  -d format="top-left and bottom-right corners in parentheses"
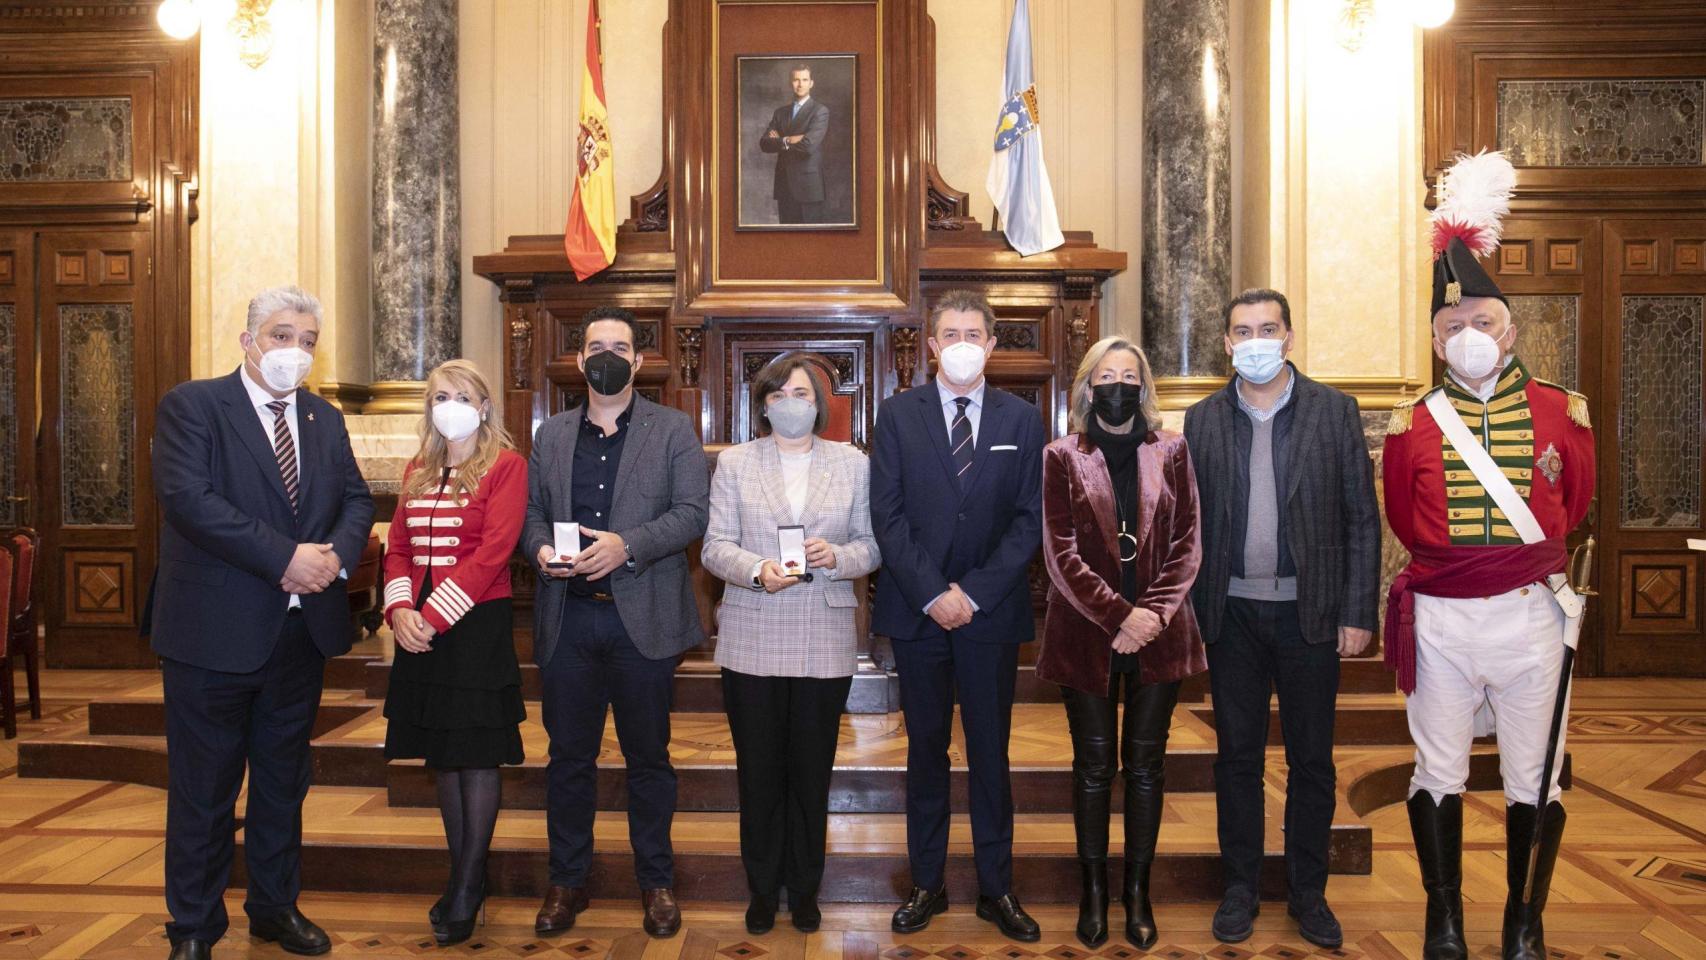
top-left (1069, 336), bottom-right (1162, 434)
top-left (402, 360), bottom-right (515, 502)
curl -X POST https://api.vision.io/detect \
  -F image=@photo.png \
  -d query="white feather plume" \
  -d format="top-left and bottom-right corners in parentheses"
top-left (1431, 150), bottom-right (1517, 258)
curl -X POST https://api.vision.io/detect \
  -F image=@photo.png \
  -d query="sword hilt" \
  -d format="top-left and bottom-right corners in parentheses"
top-left (1570, 535), bottom-right (1598, 598)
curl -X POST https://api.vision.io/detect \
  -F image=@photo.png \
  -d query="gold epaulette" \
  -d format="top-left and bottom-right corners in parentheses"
top-left (1533, 378), bottom-right (1592, 429)
top-left (1387, 396), bottom-right (1419, 435)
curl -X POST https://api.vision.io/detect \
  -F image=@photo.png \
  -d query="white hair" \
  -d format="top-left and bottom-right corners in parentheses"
top-left (246, 285), bottom-right (323, 334)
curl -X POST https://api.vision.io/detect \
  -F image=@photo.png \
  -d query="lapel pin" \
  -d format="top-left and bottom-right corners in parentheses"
top-left (307, 412), bottom-right (315, 422)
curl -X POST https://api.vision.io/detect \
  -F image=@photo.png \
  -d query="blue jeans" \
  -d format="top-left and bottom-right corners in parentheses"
top-left (542, 594), bottom-right (678, 888)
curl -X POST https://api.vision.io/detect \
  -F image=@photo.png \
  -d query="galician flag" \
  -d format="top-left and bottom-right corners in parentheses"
top-left (564, 0), bottom-right (616, 280)
top-left (985, 0), bottom-right (1063, 257)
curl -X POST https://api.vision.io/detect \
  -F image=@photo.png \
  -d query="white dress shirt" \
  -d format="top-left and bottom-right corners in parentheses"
top-left (935, 376), bottom-right (986, 446)
top-left (241, 366), bottom-right (303, 607)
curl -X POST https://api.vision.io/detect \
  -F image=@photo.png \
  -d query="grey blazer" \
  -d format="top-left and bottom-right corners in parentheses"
top-left (1183, 368), bottom-right (1382, 646)
top-left (701, 437), bottom-right (881, 678)
top-left (524, 396), bottom-right (710, 665)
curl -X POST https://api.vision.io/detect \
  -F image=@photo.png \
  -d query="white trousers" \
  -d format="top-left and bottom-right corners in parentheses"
top-left (1405, 583), bottom-right (1569, 806)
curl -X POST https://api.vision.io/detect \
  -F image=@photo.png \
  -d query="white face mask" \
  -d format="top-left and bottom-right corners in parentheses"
top-left (1230, 337), bottom-right (1287, 384)
top-left (1442, 327), bottom-right (1505, 382)
top-left (938, 341), bottom-right (988, 386)
top-left (432, 399), bottom-right (483, 442)
top-left (249, 341), bottom-right (313, 392)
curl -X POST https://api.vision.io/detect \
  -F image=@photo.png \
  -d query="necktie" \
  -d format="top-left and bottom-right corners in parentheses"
top-left (266, 400), bottom-right (299, 514)
top-left (950, 397), bottom-right (975, 486)
top-left (792, 100), bottom-right (803, 119)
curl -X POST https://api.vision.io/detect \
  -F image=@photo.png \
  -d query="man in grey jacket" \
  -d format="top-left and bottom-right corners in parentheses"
top-left (524, 306), bottom-right (710, 940)
top-left (1183, 289), bottom-right (1381, 951)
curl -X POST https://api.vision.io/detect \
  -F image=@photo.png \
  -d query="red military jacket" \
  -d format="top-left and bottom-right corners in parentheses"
top-left (1382, 359), bottom-right (1595, 575)
top-left (382, 448), bottom-right (527, 633)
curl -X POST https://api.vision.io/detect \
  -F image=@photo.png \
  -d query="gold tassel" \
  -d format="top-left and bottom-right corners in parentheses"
top-left (1387, 399), bottom-right (1416, 435)
top-left (1566, 390), bottom-right (1591, 429)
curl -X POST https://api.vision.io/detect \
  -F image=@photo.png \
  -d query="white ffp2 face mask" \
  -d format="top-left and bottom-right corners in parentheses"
top-left (1442, 327), bottom-right (1505, 382)
top-left (432, 399), bottom-right (483, 442)
top-left (938, 341), bottom-right (988, 386)
top-left (250, 342), bottom-right (314, 392)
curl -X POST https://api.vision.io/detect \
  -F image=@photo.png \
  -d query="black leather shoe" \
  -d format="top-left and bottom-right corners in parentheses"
top-left (168, 941), bottom-right (212, 960)
top-left (976, 894), bottom-right (1041, 943)
top-left (791, 892), bottom-right (822, 933)
top-left (890, 886), bottom-right (948, 933)
top-left (249, 908), bottom-right (331, 956)
top-left (1288, 894), bottom-right (1344, 949)
top-left (1212, 886), bottom-right (1259, 944)
top-left (746, 893), bottom-right (777, 935)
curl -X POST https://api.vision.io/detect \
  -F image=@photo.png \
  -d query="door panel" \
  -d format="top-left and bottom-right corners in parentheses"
top-left (1600, 219), bottom-right (1706, 675)
top-left (0, 231), bottom-right (35, 530)
top-left (36, 229), bottom-right (157, 666)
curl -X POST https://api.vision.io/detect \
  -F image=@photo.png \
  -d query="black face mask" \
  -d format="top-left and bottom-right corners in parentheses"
top-left (1091, 381), bottom-right (1147, 430)
top-left (583, 349), bottom-right (632, 396)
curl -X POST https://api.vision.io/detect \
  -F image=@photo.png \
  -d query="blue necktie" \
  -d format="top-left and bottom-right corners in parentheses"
top-left (792, 100), bottom-right (803, 119)
top-left (950, 397), bottom-right (975, 486)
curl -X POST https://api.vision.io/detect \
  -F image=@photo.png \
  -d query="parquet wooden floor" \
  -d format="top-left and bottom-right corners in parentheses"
top-left (2, 669), bottom-right (1704, 958)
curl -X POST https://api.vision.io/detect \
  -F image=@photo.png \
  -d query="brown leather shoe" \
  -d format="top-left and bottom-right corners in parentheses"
top-left (642, 887), bottom-right (682, 938)
top-left (535, 885), bottom-right (590, 936)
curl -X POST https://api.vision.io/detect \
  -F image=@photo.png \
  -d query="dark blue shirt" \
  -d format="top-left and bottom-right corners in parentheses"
top-left (567, 398), bottom-right (634, 595)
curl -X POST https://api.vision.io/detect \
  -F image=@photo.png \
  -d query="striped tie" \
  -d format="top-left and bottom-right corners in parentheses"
top-left (950, 396), bottom-right (975, 486)
top-left (266, 400), bottom-right (299, 514)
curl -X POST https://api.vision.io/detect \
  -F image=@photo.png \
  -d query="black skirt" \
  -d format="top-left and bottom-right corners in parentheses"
top-left (383, 581), bottom-right (526, 769)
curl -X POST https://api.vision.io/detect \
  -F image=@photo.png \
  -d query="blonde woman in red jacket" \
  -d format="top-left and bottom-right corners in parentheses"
top-left (381, 360), bottom-right (528, 945)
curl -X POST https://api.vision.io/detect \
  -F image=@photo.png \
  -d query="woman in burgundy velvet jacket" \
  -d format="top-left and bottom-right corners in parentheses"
top-left (1037, 336), bottom-right (1206, 951)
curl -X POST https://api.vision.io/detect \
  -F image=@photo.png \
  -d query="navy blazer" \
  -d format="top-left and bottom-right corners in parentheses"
top-left (869, 381), bottom-right (1045, 643)
top-left (147, 368), bottom-right (375, 672)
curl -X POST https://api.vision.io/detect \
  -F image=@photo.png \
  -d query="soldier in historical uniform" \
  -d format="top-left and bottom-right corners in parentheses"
top-left (1382, 151), bottom-right (1595, 960)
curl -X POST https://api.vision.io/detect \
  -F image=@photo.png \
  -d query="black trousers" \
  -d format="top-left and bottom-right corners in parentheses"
top-left (1061, 673), bottom-right (1180, 862)
top-left (1207, 597), bottom-right (1340, 898)
top-left (892, 633), bottom-right (1019, 898)
top-left (161, 612), bottom-right (324, 946)
top-left (542, 595), bottom-right (678, 889)
top-left (777, 194), bottom-right (826, 224)
top-left (722, 669), bottom-right (852, 901)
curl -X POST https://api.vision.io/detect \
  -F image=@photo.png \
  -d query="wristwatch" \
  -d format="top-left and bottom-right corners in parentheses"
top-left (623, 544), bottom-right (636, 570)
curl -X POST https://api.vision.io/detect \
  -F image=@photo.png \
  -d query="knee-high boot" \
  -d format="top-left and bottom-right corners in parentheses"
top-left (1062, 690), bottom-right (1114, 948)
top-left (1120, 740), bottom-right (1164, 948)
top-left (1407, 792), bottom-right (1467, 960)
top-left (1502, 801), bottom-right (1565, 960)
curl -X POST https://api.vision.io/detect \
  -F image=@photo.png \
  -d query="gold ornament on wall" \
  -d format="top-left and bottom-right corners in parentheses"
top-left (230, 0), bottom-right (276, 69)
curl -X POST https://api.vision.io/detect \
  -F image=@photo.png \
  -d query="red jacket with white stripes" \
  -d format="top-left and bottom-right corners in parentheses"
top-left (382, 448), bottom-right (527, 633)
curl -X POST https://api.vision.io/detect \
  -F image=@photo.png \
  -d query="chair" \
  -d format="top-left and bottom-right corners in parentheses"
top-left (1, 527), bottom-right (42, 739)
top-left (0, 546), bottom-right (13, 738)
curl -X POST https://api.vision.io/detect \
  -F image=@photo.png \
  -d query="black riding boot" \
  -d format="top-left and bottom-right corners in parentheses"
top-left (1062, 688), bottom-right (1114, 948)
top-left (1407, 792), bottom-right (1467, 960)
top-left (1502, 801), bottom-right (1565, 960)
top-left (1120, 680), bottom-right (1177, 949)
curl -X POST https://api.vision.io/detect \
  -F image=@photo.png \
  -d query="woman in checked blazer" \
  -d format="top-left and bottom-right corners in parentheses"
top-left (701, 352), bottom-right (881, 936)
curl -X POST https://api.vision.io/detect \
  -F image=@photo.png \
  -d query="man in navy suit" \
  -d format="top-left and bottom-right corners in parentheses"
top-left (870, 288), bottom-right (1046, 941)
top-left (147, 286), bottom-right (374, 960)
top-left (758, 63), bottom-right (830, 223)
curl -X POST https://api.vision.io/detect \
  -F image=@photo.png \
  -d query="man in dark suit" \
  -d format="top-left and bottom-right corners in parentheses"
top-left (759, 62), bottom-right (830, 223)
top-left (148, 285), bottom-right (374, 960)
top-left (1182, 289), bottom-right (1381, 951)
top-left (870, 289), bottom-right (1046, 942)
top-left (524, 307), bottom-right (710, 939)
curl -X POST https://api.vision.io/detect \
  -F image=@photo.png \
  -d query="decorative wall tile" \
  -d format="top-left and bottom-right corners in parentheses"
top-left (1497, 79), bottom-right (1705, 167)
top-left (1619, 296), bottom-right (1703, 528)
top-left (60, 304), bottom-right (134, 526)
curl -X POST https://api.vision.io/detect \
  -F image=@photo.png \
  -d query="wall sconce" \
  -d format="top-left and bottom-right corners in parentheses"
top-left (229, 0), bottom-right (276, 68)
top-left (1338, 0), bottom-right (1455, 52)
top-left (1337, 0), bottom-right (1376, 52)
top-left (156, 0), bottom-right (201, 39)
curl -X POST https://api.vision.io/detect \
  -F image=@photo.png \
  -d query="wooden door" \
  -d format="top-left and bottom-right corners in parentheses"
top-left (0, 231), bottom-right (37, 531)
top-left (1598, 220), bottom-right (1706, 675)
top-left (36, 230), bottom-right (158, 667)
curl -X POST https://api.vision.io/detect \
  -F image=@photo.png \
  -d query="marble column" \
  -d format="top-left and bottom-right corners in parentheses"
top-left (368, 0), bottom-right (460, 412)
top-left (1141, 0), bottom-right (1231, 379)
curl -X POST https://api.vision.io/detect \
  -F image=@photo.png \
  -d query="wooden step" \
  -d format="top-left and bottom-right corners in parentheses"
top-left (230, 786), bottom-right (1371, 904)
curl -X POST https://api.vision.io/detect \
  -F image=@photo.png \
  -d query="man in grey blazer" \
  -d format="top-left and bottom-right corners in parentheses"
top-left (523, 307), bottom-right (710, 939)
top-left (1183, 289), bottom-right (1381, 951)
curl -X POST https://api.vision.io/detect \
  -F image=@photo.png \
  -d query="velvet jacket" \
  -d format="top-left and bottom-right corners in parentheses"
top-left (1037, 429), bottom-right (1207, 695)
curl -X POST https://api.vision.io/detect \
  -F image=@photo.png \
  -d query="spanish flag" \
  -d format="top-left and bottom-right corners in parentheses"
top-left (564, 0), bottom-right (615, 280)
